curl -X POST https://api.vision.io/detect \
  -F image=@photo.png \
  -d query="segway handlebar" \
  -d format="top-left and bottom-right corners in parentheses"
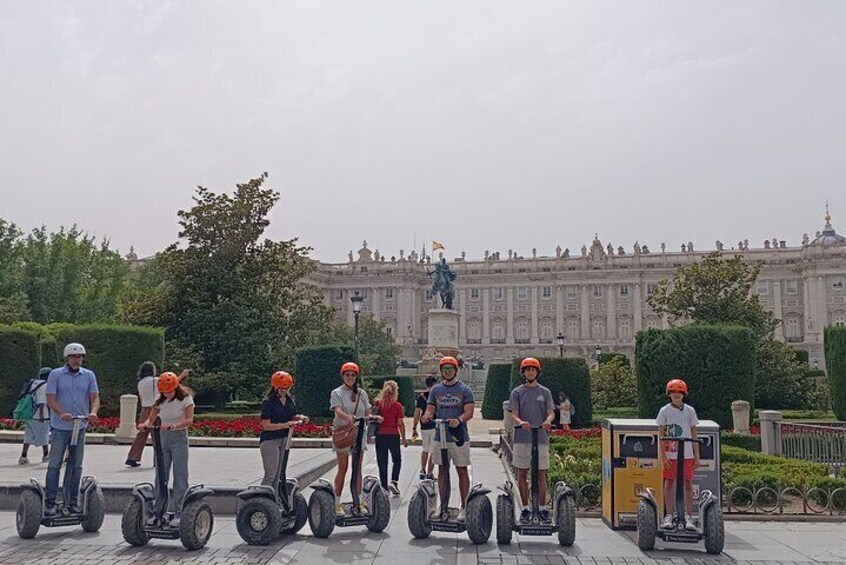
top-left (659, 437), bottom-right (703, 443)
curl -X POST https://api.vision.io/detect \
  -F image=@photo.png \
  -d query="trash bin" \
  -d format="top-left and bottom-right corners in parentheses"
top-left (601, 418), bottom-right (721, 530)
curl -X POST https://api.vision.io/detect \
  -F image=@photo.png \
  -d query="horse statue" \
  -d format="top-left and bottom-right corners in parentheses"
top-left (427, 257), bottom-right (457, 310)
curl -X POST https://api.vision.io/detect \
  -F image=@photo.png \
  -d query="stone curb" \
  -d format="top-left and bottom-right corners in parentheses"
top-left (0, 450), bottom-right (337, 515)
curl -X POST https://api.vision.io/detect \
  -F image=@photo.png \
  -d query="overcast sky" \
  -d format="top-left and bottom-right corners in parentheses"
top-left (1, 1), bottom-right (844, 263)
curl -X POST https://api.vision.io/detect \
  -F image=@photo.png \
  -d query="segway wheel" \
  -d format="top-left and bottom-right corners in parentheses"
top-left (16, 490), bottom-right (42, 539)
top-left (237, 497), bottom-right (282, 545)
top-left (703, 504), bottom-right (725, 555)
top-left (367, 486), bottom-right (391, 533)
top-left (180, 499), bottom-right (214, 550)
top-left (281, 492), bottom-right (309, 536)
top-left (465, 494), bottom-right (492, 545)
top-left (556, 495), bottom-right (576, 546)
top-left (121, 498), bottom-right (149, 547)
top-left (81, 486), bottom-right (105, 532)
top-left (495, 494), bottom-right (514, 545)
top-left (636, 500), bottom-right (657, 551)
top-left (307, 489), bottom-right (336, 539)
top-left (407, 490), bottom-right (432, 539)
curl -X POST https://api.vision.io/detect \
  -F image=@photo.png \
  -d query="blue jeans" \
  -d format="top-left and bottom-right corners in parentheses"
top-left (45, 427), bottom-right (86, 506)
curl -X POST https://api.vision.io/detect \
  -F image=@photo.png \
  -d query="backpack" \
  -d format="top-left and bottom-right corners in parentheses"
top-left (13, 380), bottom-right (46, 421)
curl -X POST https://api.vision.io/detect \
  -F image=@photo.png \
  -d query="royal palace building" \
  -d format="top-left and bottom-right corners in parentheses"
top-left (306, 211), bottom-right (846, 366)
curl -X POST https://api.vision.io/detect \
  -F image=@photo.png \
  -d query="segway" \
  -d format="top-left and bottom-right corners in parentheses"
top-left (636, 437), bottom-right (724, 554)
top-left (308, 416), bottom-right (390, 538)
top-left (16, 415), bottom-right (105, 538)
top-left (236, 419), bottom-right (308, 544)
top-left (496, 425), bottom-right (576, 546)
top-left (407, 419), bottom-right (492, 544)
top-left (121, 425), bottom-right (215, 550)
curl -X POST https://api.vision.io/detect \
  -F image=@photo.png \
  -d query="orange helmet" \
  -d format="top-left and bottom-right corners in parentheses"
top-left (666, 379), bottom-right (688, 395)
top-left (520, 357), bottom-right (541, 372)
top-left (340, 362), bottom-right (360, 376)
top-left (158, 372), bottom-right (180, 393)
top-left (271, 371), bottom-right (294, 389)
top-left (439, 356), bottom-right (459, 370)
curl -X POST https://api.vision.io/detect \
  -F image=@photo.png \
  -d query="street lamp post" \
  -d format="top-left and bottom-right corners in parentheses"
top-left (556, 333), bottom-right (565, 358)
top-left (351, 291), bottom-right (364, 362)
top-left (594, 344), bottom-right (602, 367)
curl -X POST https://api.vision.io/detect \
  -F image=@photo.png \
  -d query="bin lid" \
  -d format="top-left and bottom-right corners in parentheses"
top-left (602, 418), bottom-right (720, 432)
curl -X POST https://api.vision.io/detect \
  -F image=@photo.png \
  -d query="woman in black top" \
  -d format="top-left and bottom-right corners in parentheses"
top-left (259, 371), bottom-right (309, 487)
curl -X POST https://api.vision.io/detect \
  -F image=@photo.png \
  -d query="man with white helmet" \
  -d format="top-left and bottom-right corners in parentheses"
top-left (43, 343), bottom-right (100, 516)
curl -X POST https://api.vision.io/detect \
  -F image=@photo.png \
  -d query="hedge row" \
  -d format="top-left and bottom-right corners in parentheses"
top-left (294, 344), bottom-right (356, 419)
top-left (481, 364), bottom-right (512, 420)
top-left (508, 357), bottom-right (593, 428)
top-left (825, 326), bottom-right (846, 420)
top-left (367, 375), bottom-right (415, 417)
top-left (0, 328), bottom-right (41, 417)
top-left (635, 325), bottom-right (756, 429)
top-left (599, 352), bottom-right (630, 367)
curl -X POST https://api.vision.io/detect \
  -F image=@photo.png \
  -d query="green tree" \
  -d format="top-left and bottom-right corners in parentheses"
top-left (647, 252), bottom-right (778, 339)
top-left (121, 173), bottom-right (334, 394)
top-left (590, 356), bottom-right (638, 409)
top-left (754, 339), bottom-right (814, 409)
top-left (324, 317), bottom-right (401, 375)
top-left (0, 219), bottom-right (27, 323)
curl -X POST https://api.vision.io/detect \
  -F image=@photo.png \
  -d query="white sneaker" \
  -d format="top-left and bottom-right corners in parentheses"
top-left (389, 481), bottom-right (401, 496)
top-left (18, 457), bottom-right (28, 465)
top-left (457, 508), bottom-right (466, 523)
top-left (660, 514), bottom-right (673, 530)
top-left (684, 514), bottom-right (697, 531)
top-left (335, 503), bottom-right (345, 517)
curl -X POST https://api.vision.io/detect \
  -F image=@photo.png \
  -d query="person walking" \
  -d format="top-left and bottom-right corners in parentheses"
top-left (373, 380), bottom-right (407, 495)
top-left (18, 367), bottom-right (52, 464)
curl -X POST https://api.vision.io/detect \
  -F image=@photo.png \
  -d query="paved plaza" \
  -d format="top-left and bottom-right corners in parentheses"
top-left (1, 446), bottom-right (845, 564)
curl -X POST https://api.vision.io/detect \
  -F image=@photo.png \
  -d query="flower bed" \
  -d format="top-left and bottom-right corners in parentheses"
top-left (0, 417), bottom-right (332, 438)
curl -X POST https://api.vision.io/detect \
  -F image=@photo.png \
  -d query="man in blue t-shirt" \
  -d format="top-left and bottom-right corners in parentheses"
top-left (422, 356), bottom-right (474, 522)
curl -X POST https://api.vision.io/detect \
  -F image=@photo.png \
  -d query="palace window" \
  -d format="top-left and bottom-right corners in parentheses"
top-left (619, 285), bottom-right (630, 298)
top-left (470, 289), bottom-right (480, 300)
top-left (494, 288), bottom-right (504, 300)
top-left (542, 286), bottom-right (552, 299)
top-left (592, 285), bottom-right (603, 298)
top-left (517, 287), bottom-right (529, 301)
top-left (785, 280), bottom-right (798, 295)
top-left (385, 288), bottom-right (394, 300)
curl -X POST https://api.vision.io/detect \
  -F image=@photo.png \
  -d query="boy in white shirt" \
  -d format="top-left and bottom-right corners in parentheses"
top-left (655, 378), bottom-right (699, 531)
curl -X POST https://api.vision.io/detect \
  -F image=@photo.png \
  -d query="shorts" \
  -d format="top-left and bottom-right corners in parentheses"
top-left (428, 440), bottom-right (471, 467)
top-left (663, 458), bottom-right (695, 481)
top-left (24, 420), bottom-right (50, 446)
top-left (420, 428), bottom-right (435, 453)
top-left (512, 442), bottom-right (550, 470)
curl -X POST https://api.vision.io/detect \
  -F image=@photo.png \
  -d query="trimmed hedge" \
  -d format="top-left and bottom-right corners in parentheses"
top-left (721, 432), bottom-right (761, 452)
top-left (481, 364), bottom-right (513, 420)
top-left (635, 325), bottom-right (756, 429)
top-left (294, 344), bottom-right (356, 419)
top-left (54, 324), bottom-right (164, 417)
top-left (825, 326), bottom-right (846, 420)
top-left (367, 375), bottom-right (415, 417)
top-left (0, 328), bottom-right (41, 417)
top-left (599, 352), bottom-right (630, 367)
top-left (509, 357), bottom-right (592, 428)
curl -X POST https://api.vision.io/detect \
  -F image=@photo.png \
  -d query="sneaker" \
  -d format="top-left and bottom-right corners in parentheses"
top-left (146, 516), bottom-right (159, 527)
top-left (425, 473), bottom-right (435, 481)
top-left (68, 503), bottom-right (82, 515)
top-left (389, 481), bottom-right (401, 496)
top-left (520, 508), bottom-right (531, 523)
top-left (125, 459), bottom-right (141, 468)
top-left (539, 508), bottom-right (551, 523)
top-left (169, 517), bottom-right (181, 529)
top-left (359, 502), bottom-right (368, 514)
top-left (419, 471), bottom-right (426, 480)
top-left (44, 504), bottom-right (57, 517)
top-left (685, 514), bottom-right (697, 531)
top-left (457, 508), bottom-right (466, 523)
top-left (335, 503), bottom-right (345, 517)
top-left (41, 454), bottom-right (50, 463)
top-left (18, 456), bottom-right (28, 465)
top-left (660, 514), bottom-right (673, 530)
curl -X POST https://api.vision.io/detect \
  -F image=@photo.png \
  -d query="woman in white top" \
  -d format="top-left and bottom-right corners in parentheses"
top-left (138, 372), bottom-right (194, 527)
top-left (126, 362), bottom-right (188, 467)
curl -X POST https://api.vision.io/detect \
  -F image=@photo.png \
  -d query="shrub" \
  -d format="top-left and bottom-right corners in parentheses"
top-left (721, 432), bottom-right (761, 452)
top-left (509, 357), bottom-right (592, 428)
top-left (53, 324), bottom-right (164, 416)
top-left (481, 364), bottom-right (512, 420)
top-left (635, 325), bottom-right (755, 429)
top-left (294, 344), bottom-right (356, 419)
top-left (824, 326), bottom-right (846, 420)
top-left (590, 357), bottom-right (638, 409)
top-left (599, 352), bottom-right (630, 367)
top-left (0, 327), bottom-right (41, 417)
top-left (755, 339), bottom-right (815, 410)
top-left (367, 375), bottom-right (415, 417)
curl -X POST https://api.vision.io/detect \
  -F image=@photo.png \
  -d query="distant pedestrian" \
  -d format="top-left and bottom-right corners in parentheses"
top-left (18, 367), bottom-right (52, 464)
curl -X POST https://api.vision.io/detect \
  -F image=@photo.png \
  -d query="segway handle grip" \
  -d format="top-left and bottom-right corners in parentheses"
top-left (513, 424), bottom-right (543, 430)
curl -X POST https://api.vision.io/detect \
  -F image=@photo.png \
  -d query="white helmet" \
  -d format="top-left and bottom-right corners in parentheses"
top-left (63, 343), bottom-right (86, 358)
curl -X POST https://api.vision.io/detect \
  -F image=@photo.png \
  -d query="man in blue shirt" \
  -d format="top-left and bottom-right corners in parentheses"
top-left (422, 356), bottom-right (474, 522)
top-left (44, 343), bottom-right (100, 516)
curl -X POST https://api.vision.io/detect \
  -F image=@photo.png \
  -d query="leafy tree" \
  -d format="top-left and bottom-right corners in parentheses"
top-left (324, 317), bottom-right (401, 375)
top-left (121, 173), bottom-right (335, 393)
top-left (0, 219), bottom-right (27, 323)
top-left (648, 252), bottom-right (778, 339)
top-left (590, 356), bottom-right (638, 409)
top-left (754, 339), bottom-right (814, 409)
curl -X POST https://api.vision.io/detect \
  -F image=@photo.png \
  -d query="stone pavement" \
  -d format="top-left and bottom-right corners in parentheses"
top-left (2, 446), bottom-right (846, 564)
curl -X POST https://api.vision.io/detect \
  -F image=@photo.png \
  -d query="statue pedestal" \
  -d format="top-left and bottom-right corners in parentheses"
top-left (416, 308), bottom-right (461, 384)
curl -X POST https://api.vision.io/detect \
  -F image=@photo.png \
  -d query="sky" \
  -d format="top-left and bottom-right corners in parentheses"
top-left (1, 1), bottom-right (845, 263)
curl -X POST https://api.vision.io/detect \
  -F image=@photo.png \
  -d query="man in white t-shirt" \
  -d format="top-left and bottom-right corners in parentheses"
top-left (655, 378), bottom-right (699, 531)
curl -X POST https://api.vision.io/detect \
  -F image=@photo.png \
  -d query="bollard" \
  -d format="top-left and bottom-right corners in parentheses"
top-left (731, 400), bottom-right (751, 434)
top-left (115, 394), bottom-right (139, 439)
top-left (759, 410), bottom-right (783, 456)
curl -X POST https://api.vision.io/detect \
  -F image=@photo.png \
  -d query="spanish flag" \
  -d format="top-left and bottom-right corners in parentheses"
top-left (432, 241), bottom-right (445, 252)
